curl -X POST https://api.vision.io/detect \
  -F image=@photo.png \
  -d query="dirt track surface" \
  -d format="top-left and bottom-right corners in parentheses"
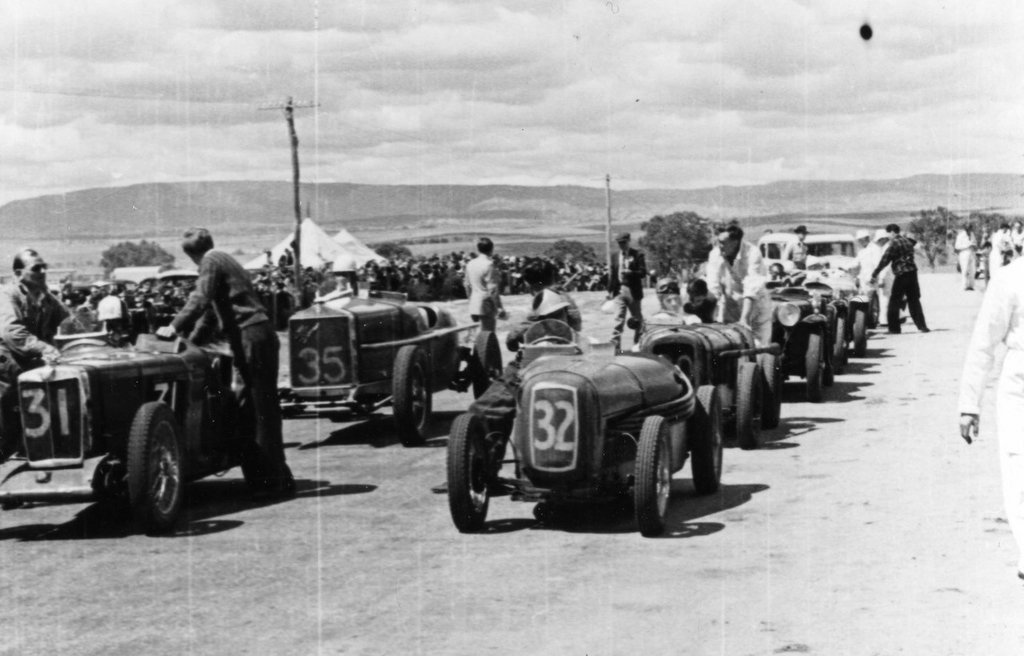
top-left (3, 273), bottom-right (1024, 655)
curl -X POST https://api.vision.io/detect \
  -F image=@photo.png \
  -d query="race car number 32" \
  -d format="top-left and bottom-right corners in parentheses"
top-left (529, 383), bottom-right (578, 471)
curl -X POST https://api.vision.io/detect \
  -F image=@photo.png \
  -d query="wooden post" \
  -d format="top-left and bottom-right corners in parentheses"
top-left (605, 174), bottom-right (613, 290)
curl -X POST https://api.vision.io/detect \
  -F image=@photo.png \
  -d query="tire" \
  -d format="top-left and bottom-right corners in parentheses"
top-left (393, 345), bottom-right (432, 446)
top-left (446, 413), bottom-right (490, 532)
top-left (635, 415), bottom-right (672, 537)
top-left (831, 314), bottom-right (847, 375)
top-left (757, 352), bottom-right (782, 430)
top-left (127, 402), bottom-right (184, 535)
top-left (735, 362), bottom-right (763, 450)
top-left (716, 382), bottom-right (736, 445)
top-left (805, 332), bottom-right (825, 403)
top-left (470, 331), bottom-right (502, 399)
top-left (852, 308), bottom-right (868, 358)
top-left (869, 293), bottom-right (880, 329)
top-left (689, 385), bottom-right (723, 495)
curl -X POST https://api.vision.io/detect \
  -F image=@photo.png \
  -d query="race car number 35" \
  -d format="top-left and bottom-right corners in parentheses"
top-left (529, 383), bottom-right (578, 472)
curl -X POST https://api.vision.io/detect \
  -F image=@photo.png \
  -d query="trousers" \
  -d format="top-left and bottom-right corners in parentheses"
top-left (234, 322), bottom-right (288, 485)
top-left (997, 350), bottom-right (1024, 571)
top-left (886, 271), bottom-right (928, 333)
top-left (957, 249), bottom-right (976, 290)
top-left (611, 290), bottom-right (643, 348)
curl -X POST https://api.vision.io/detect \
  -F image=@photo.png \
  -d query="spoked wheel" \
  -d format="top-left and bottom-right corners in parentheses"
top-left (689, 385), bottom-right (723, 495)
top-left (852, 308), bottom-right (868, 358)
top-left (757, 352), bottom-right (782, 430)
top-left (735, 362), bottom-right (763, 450)
top-left (470, 331), bottom-right (502, 398)
top-left (393, 345), bottom-right (432, 446)
top-left (127, 402), bottom-right (184, 535)
top-left (635, 415), bottom-right (672, 537)
top-left (805, 332), bottom-right (825, 402)
top-left (447, 413), bottom-right (491, 532)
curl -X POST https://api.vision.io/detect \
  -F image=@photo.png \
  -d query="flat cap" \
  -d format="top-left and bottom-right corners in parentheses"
top-left (615, 232), bottom-right (631, 242)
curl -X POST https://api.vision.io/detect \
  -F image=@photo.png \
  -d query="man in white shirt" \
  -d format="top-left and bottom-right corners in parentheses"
top-left (464, 237), bottom-right (506, 332)
top-left (990, 223), bottom-right (1013, 276)
top-left (705, 224), bottom-right (764, 323)
top-left (953, 223), bottom-right (977, 291)
top-left (959, 257), bottom-right (1024, 581)
top-left (783, 225), bottom-right (809, 270)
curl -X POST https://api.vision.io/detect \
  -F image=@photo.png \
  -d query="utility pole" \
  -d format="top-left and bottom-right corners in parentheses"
top-left (605, 174), bottom-right (613, 283)
top-left (258, 97), bottom-right (318, 302)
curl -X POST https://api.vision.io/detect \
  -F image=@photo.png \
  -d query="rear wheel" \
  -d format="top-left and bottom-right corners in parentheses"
top-left (757, 352), bottom-right (782, 430)
top-left (715, 382), bottom-right (736, 446)
top-left (393, 345), bottom-right (432, 446)
top-left (446, 413), bottom-right (490, 532)
top-left (869, 293), bottom-right (880, 328)
top-left (852, 308), bottom-right (868, 358)
top-left (832, 314), bottom-right (847, 375)
top-left (635, 415), bottom-right (672, 537)
top-left (689, 385), bottom-right (723, 495)
top-left (805, 332), bottom-right (825, 402)
top-left (470, 331), bottom-right (502, 398)
top-left (735, 362), bottom-right (763, 450)
top-left (127, 402), bottom-right (183, 535)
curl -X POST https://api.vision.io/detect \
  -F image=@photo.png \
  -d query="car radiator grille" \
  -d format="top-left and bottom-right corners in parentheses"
top-left (20, 378), bottom-right (85, 463)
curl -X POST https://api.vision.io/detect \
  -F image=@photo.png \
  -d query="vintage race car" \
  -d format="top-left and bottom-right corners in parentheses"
top-left (768, 285), bottom-right (836, 402)
top-left (0, 334), bottom-right (250, 534)
top-left (446, 320), bottom-right (722, 537)
top-left (805, 267), bottom-right (879, 358)
top-left (636, 320), bottom-right (782, 450)
top-left (281, 291), bottom-right (501, 446)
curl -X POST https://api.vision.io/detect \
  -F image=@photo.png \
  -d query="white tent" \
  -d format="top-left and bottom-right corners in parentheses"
top-left (245, 218), bottom-right (349, 270)
top-left (333, 228), bottom-right (386, 266)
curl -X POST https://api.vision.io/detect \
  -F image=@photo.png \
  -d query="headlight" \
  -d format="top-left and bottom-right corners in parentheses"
top-left (776, 302), bottom-right (801, 327)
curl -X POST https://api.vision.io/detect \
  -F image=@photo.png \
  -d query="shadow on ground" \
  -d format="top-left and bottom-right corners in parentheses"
top-left (0, 478), bottom-right (374, 542)
top-left (298, 410), bottom-right (462, 450)
top-left (473, 482), bottom-right (769, 539)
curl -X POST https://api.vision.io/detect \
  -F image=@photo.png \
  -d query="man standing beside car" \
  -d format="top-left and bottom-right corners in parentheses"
top-left (869, 223), bottom-right (929, 334)
top-left (784, 225), bottom-right (810, 270)
top-left (706, 224), bottom-right (764, 324)
top-left (155, 229), bottom-right (293, 499)
top-left (0, 249), bottom-right (68, 460)
top-left (464, 237), bottom-right (506, 332)
top-left (608, 232), bottom-right (647, 349)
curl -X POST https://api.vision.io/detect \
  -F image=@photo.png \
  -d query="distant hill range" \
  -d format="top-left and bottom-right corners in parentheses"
top-left (2, 173), bottom-right (1021, 242)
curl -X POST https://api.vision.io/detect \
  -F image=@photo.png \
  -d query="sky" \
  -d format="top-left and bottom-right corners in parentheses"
top-left (1, 0), bottom-right (1023, 205)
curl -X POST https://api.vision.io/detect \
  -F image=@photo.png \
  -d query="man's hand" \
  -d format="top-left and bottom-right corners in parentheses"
top-left (41, 346), bottom-right (60, 365)
top-left (959, 413), bottom-right (979, 444)
top-left (155, 325), bottom-right (178, 340)
top-left (497, 308), bottom-right (508, 321)
top-left (868, 276), bottom-right (878, 286)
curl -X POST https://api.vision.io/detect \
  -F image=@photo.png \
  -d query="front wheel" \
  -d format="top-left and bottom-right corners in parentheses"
top-left (393, 345), bottom-right (432, 446)
top-left (805, 332), bottom-right (825, 403)
top-left (852, 308), bottom-right (868, 358)
top-left (735, 362), bottom-right (763, 450)
top-left (127, 402), bottom-right (184, 535)
top-left (635, 415), bottom-right (672, 537)
top-left (689, 385), bottom-right (723, 495)
top-left (447, 413), bottom-right (491, 532)
top-left (757, 352), bottom-right (782, 430)
top-left (832, 314), bottom-right (847, 375)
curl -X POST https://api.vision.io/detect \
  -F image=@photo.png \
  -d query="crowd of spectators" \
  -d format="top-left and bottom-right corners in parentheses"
top-left (49, 251), bottom-right (623, 338)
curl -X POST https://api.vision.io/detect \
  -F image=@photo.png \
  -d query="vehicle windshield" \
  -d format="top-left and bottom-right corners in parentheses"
top-left (761, 243), bottom-right (784, 259)
top-left (806, 242), bottom-right (855, 257)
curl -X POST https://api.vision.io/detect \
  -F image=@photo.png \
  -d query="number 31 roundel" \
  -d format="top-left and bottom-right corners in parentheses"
top-left (528, 382), bottom-right (578, 472)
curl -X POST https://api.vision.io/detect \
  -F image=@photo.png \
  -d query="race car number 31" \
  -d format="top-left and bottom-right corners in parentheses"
top-left (529, 383), bottom-right (578, 472)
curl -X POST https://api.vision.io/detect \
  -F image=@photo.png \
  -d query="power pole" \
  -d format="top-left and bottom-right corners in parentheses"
top-left (258, 97), bottom-right (318, 302)
top-left (605, 174), bottom-right (613, 284)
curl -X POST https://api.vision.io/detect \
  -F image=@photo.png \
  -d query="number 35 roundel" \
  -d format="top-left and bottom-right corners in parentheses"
top-left (528, 382), bottom-right (578, 472)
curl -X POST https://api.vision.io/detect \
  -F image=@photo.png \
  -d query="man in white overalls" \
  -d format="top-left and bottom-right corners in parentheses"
top-left (959, 256), bottom-right (1024, 580)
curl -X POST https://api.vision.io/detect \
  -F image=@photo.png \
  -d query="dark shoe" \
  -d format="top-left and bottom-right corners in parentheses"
top-left (1018, 571), bottom-right (1024, 582)
top-left (918, 328), bottom-right (930, 333)
top-left (431, 482), bottom-right (448, 494)
top-left (887, 330), bottom-right (901, 335)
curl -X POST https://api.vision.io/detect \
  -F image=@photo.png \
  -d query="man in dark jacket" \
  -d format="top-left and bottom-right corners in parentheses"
top-left (156, 228), bottom-right (294, 499)
top-left (869, 223), bottom-right (930, 334)
top-left (608, 232), bottom-right (647, 349)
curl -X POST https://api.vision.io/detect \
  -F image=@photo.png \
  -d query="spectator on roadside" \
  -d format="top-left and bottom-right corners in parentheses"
top-left (608, 232), bottom-right (647, 349)
top-left (953, 223), bottom-right (978, 291)
top-left (784, 225), bottom-right (810, 270)
top-left (464, 237), bottom-right (507, 332)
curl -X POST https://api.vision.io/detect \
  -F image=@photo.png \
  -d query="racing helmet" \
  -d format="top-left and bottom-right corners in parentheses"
top-left (96, 294), bottom-right (124, 321)
top-left (532, 289), bottom-right (570, 319)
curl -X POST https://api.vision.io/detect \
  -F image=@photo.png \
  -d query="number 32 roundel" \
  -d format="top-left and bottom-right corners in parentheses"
top-left (528, 383), bottom-right (578, 472)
